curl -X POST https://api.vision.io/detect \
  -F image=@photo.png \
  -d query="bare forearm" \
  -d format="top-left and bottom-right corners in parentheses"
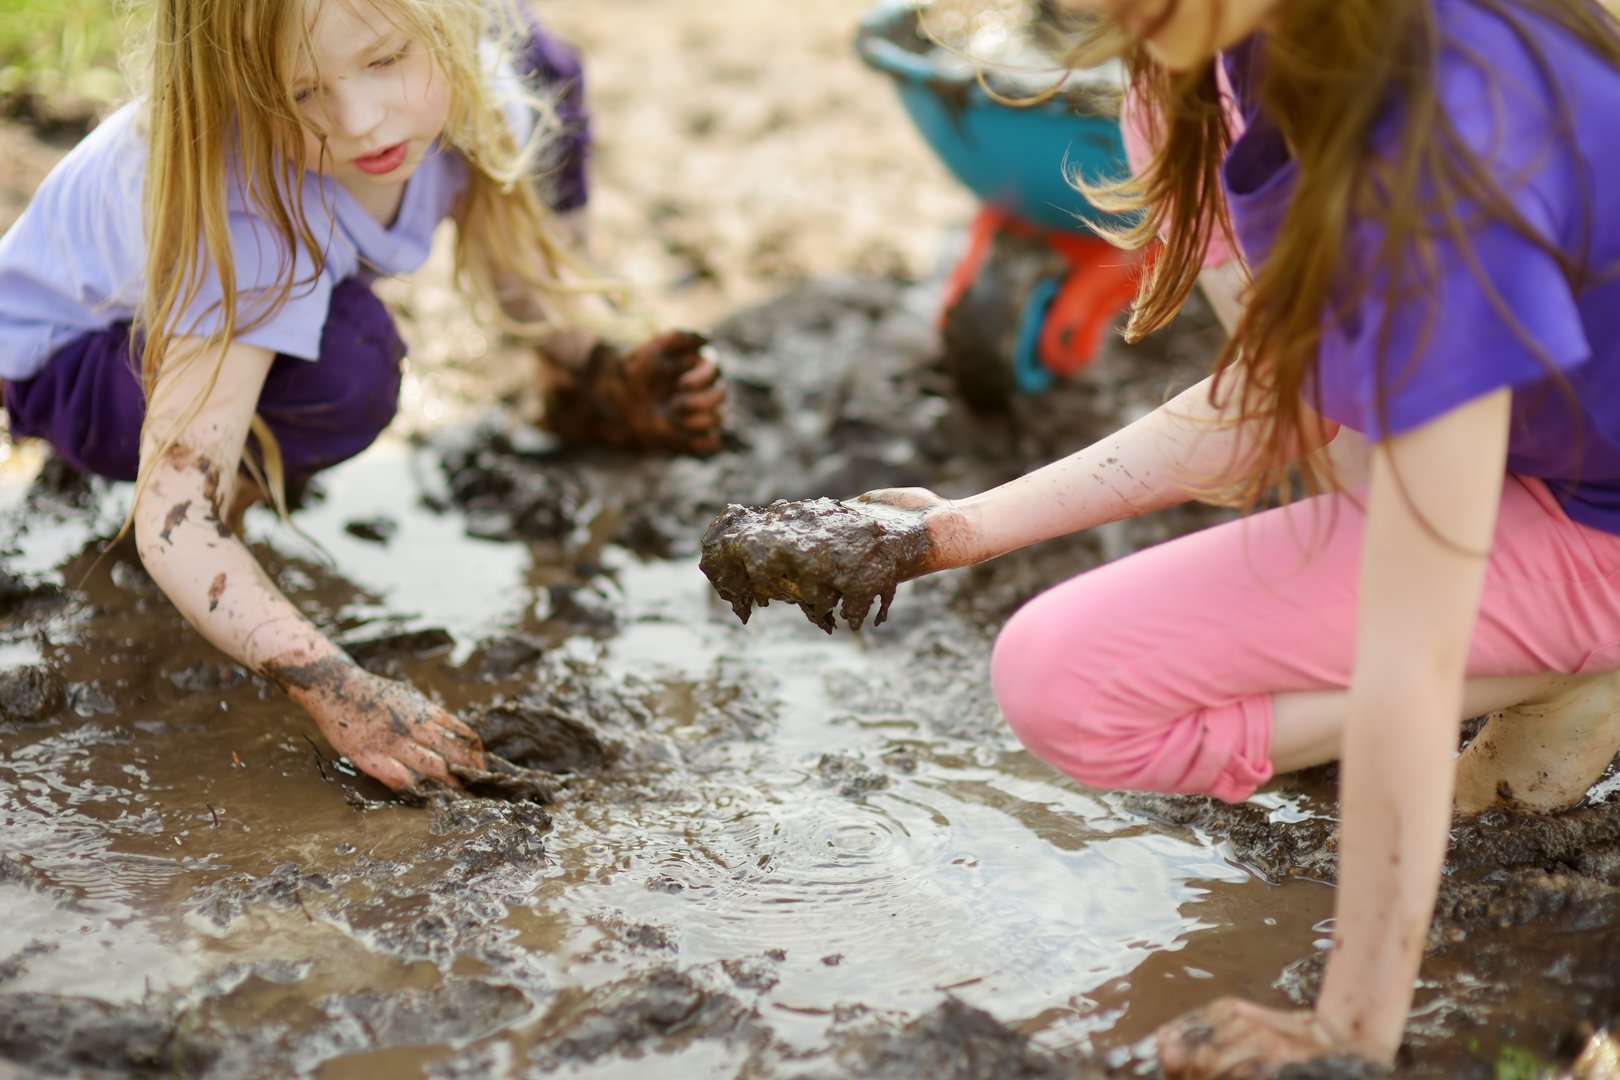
top-left (947, 374), bottom-right (1335, 564)
top-left (133, 470), bottom-right (346, 681)
top-left (1317, 680), bottom-right (1458, 1061)
top-left (1318, 393), bottom-right (1511, 1062)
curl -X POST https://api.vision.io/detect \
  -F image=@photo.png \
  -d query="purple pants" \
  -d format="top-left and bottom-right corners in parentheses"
top-left (3, 278), bottom-right (404, 483)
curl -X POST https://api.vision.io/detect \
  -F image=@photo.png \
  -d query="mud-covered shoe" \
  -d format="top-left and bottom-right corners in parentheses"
top-left (1454, 669), bottom-right (1620, 814)
top-left (541, 331), bottom-right (725, 456)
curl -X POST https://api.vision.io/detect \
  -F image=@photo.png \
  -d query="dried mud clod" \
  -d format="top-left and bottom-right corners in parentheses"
top-left (698, 497), bottom-right (929, 633)
top-left (0, 665), bottom-right (66, 725)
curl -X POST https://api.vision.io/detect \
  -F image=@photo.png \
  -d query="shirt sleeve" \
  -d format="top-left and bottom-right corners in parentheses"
top-left (172, 206), bottom-right (333, 362)
top-left (1316, 199), bottom-right (1590, 439)
top-left (1313, 21), bottom-right (1591, 439)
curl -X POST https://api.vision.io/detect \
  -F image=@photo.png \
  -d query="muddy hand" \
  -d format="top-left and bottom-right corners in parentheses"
top-left (1156, 999), bottom-right (1347, 1079)
top-left (848, 487), bottom-right (973, 574)
top-left (624, 330), bottom-right (726, 454)
top-left (543, 330), bottom-right (726, 456)
top-left (307, 669), bottom-right (487, 795)
top-left (699, 496), bottom-right (935, 633)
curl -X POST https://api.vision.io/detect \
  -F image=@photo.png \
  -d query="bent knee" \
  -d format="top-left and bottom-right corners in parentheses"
top-left (990, 593), bottom-right (1268, 800)
top-left (991, 593), bottom-right (1111, 765)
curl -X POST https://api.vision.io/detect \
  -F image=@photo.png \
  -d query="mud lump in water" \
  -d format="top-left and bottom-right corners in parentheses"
top-left (698, 497), bottom-right (930, 633)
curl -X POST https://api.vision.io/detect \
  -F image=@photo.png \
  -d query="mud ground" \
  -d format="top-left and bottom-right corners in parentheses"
top-left (3, 1), bottom-right (1620, 1078)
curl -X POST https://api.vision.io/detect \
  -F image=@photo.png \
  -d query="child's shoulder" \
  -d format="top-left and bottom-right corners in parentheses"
top-left (1424, 0), bottom-right (1619, 187)
top-left (1433, 0), bottom-right (1620, 106)
top-left (17, 102), bottom-right (147, 217)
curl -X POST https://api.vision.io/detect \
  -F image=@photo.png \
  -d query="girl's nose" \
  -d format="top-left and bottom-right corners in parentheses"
top-left (326, 83), bottom-right (386, 140)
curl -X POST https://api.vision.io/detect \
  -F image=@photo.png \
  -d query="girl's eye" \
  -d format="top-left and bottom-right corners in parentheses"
top-left (372, 44), bottom-right (408, 69)
top-left (292, 86), bottom-right (315, 105)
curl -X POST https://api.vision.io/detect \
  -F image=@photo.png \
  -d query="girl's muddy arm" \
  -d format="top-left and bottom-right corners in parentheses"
top-left (1317, 388), bottom-right (1512, 1061)
top-left (132, 337), bottom-right (484, 791)
top-left (927, 371), bottom-right (1341, 569)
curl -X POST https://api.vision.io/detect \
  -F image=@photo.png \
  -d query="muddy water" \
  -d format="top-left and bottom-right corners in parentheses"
top-left (0, 278), bottom-right (1612, 1078)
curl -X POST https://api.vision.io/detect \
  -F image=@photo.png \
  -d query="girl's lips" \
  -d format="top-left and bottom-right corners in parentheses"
top-left (353, 142), bottom-right (408, 176)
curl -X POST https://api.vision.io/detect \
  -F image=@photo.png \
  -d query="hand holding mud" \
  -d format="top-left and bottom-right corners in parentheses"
top-left (542, 330), bottom-right (727, 455)
top-left (698, 488), bottom-right (968, 633)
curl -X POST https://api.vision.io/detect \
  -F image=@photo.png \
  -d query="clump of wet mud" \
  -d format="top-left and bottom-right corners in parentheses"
top-left (528, 967), bottom-right (763, 1069)
top-left (0, 992), bottom-right (228, 1076)
top-left (699, 497), bottom-right (929, 632)
top-left (1122, 788), bottom-right (1340, 884)
top-left (467, 701), bottom-right (618, 775)
top-left (0, 664), bottom-right (65, 724)
top-left (834, 998), bottom-right (1092, 1079)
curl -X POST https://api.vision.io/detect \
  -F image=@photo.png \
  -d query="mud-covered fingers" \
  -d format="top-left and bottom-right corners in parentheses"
top-left (422, 713), bottom-right (485, 767)
top-left (673, 383), bottom-right (727, 428)
top-left (1156, 1001), bottom-right (1239, 1076)
top-left (1157, 1001), bottom-right (1319, 1079)
top-left (359, 753), bottom-right (420, 793)
top-left (675, 350), bottom-right (721, 390)
top-left (626, 330), bottom-right (710, 376)
top-left (653, 329), bottom-right (710, 359)
top-left (390, 740), bottom-right (466, 792)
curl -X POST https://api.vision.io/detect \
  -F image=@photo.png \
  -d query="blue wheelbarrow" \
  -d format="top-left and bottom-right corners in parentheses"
top-left (855, 2), bottom-right (1142, 410)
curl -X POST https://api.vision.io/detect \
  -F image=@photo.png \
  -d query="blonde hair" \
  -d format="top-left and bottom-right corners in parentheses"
top-left (1059, 0), bottom-right (1620, 507)
top-left (133, 0), bottom-right (595, 516)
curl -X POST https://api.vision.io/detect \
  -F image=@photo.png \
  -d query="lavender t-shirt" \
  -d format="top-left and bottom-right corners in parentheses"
top-left (1222, 0), bottom-right (1620, 534)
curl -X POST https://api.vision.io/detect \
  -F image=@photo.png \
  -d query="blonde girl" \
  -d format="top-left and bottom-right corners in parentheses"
top-left (810, 0), bottom-right (1620, 1071)
top-left (0, 0), bottom-right (724, 793)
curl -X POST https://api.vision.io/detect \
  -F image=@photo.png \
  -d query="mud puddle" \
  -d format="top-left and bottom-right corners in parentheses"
top-left (0, 277), bottom-right (1612, 1078)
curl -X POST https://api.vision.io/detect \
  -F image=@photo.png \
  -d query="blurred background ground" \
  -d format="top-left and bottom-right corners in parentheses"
top-left (0, 0), bottom-right (978, 332)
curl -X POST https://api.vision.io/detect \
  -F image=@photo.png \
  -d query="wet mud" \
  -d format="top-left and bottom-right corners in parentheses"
top-left (699, 497), bottom-right (930, 632)
top-left (1, 269), bottom-right (1615, 1080)
top-left (1129, 770), bottom-right (1620, 1072)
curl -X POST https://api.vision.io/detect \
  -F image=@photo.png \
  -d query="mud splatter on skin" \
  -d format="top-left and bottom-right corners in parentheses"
top-left (207, 573), bottom-right (226, 612)
top-left (259, 656), bottom-right (356, 701)
top-left (699, 497), bottom-right (932, 632)
top-left (163, 446), bottom-right (232, 538)
top-left (159, 501), bottom-right (190, 544)
top-left (260, 656), bottom-right (556, 804)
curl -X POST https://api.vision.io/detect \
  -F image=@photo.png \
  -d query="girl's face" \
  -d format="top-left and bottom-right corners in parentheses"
top-left (290, 0), bottom-right (451, 206)
top-left (1059, 0), bottom-right (1280, 70)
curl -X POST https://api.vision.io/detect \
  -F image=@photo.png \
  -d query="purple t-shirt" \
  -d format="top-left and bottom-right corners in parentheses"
top-left (1222, 0), bottom-right (1620, 534)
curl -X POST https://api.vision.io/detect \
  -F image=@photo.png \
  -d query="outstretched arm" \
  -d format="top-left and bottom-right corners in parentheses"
top-left (921, 370), bottom-right (1342, 569)
top-left (132, 336), bottom-right (484, 791)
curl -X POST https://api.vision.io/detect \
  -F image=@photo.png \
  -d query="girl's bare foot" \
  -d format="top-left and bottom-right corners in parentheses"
top-left (1454, 669), bottom-right (1620, 814)
top-left (541, 331), bottom-right (725, 455)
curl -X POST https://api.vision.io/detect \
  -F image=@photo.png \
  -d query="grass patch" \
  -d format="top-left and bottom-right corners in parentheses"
top-left (0, 0), bottom-right (136, 110)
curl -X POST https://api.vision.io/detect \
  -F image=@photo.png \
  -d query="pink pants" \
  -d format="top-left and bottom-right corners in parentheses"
top-left (990, 476), bottom-right (1620, 803)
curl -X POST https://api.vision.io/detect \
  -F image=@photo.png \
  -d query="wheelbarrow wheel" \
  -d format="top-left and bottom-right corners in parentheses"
top-left (938, 226), bottom-right (1070, 414)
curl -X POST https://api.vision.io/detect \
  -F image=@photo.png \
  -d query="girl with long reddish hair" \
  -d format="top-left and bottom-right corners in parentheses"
top-left (837, 0), bottom-right (1620, 1071)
